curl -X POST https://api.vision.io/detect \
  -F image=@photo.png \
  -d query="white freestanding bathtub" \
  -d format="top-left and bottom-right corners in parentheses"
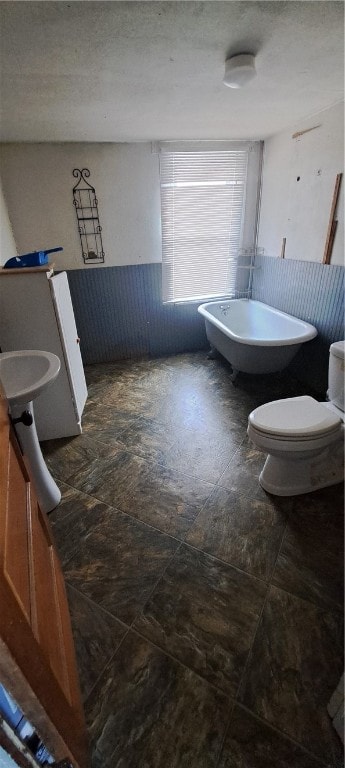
top-left (198, 299), bottom-right (318, 376)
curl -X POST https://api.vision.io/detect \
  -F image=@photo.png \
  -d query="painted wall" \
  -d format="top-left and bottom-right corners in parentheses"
top-left (258, 102), bottom-right (344, 265)
top-left (0, 140), bottom-right (261, 274)
top-left (0, 178), bottom-right (17, 266)
top-left (0, 143), bottom-right (162, 271)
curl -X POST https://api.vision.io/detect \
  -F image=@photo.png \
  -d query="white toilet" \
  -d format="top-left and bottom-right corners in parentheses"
top-left (247, 341), bottom-right (345, 496)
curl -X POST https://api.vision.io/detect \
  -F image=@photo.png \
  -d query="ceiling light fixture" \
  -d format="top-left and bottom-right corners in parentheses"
top-left (223, 54), bottom-right (257, 89)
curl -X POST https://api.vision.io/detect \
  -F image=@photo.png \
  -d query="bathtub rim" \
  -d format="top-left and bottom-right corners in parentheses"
top-left (198, 298), bottom-right (318, 347)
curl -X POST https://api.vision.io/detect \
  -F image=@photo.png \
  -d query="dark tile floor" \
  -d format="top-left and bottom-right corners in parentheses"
top-left (42, 353), bottom-right (344, 768)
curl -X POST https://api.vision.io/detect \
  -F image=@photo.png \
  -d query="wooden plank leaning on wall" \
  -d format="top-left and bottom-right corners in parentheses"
top-left (322, 173), bottom-right (342, 265)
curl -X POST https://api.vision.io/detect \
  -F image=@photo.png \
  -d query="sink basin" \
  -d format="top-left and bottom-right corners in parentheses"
top-left (0, 350), bottom-right (61, 406)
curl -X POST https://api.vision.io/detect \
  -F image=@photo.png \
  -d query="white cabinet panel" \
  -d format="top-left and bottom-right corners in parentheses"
top-left (0, 269), bottom-right (87, 440)
top-left (50, 273), bottom-right (87, 420)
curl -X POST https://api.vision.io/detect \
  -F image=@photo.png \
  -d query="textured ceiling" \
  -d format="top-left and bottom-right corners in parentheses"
top-left (0, 1), bottom-right (343, 142)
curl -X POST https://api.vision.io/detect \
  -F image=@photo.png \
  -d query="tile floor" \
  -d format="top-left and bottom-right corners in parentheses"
top-left (42, 352), bottom-right (344, 768)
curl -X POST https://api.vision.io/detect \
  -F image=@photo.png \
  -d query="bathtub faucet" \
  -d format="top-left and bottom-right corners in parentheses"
top-left (220, 303), bottom-right (231, 314)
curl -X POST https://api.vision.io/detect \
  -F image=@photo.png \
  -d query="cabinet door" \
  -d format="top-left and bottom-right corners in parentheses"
top-left (0, 390), bottom-right (89, 767)
top-left (50, 272), bottom-right (88, 420)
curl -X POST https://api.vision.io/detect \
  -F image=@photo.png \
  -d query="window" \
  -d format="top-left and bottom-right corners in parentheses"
top-left (159, 143), bottom-right (261, 303)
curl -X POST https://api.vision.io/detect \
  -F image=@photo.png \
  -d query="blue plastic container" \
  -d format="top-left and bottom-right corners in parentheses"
top-left (4, 247), bottom-right (63, 269)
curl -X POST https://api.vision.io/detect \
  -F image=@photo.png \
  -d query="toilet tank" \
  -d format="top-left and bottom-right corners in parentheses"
top-left (328, 341), bottom-right (345, 412)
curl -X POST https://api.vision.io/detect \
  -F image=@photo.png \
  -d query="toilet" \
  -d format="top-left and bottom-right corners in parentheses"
top-left (247, 341), bottom-right (345, 496)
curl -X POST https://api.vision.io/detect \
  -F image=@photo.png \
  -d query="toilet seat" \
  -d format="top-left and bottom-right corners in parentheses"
top-left (248, 395), bottom-right (341, 441)
top-left (247, 343), bottom-right (345, 496)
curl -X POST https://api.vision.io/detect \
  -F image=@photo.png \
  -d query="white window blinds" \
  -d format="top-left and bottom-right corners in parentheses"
top-left (160, 149), bottom-right (249, 303)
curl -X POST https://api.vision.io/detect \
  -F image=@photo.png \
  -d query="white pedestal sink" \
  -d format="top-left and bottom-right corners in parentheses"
top-left (0, 350), bottom-right (61, 513)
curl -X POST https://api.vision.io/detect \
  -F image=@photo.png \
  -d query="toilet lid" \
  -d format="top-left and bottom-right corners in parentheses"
top-left (249, 395), bottom-right (341, 438)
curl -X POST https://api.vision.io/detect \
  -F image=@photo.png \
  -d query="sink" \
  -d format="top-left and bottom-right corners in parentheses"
top-left (0, 350), bottom-right (60, 406)
top-left (0, 350), bottom-right (61, 514)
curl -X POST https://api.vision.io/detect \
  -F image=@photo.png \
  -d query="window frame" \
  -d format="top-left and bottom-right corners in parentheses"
top-left (158, 141), bottom-right (263, 305)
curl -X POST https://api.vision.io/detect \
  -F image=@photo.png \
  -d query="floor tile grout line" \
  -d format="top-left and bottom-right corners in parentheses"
top-left (53, 436), bottom-right (224, 535)
top-left (232, 511), bottom-right (290, 706)
top-left (63, 505), bottom-right (343, 633)
top-left (267, 498), bottom-right (296, 582)
top-left (50, 443), bottom-right (250, 508)
top-left (267, 510), bottom-right (291, 585)
top-left (68, 550), bottom-right (246, 710)
top-left (54, 465), bottom-right (343, 614)
top-left (182, 482), bottom-right (293, 569)
top-left (65, 584), bottom-right (133, 709)
top-left (182, 540), bottom-right (271, 586)
top-left (231, 510), bottom-right (300, 752)
top-left (61, 483), bottom-right (280, 592)
top-left (48, 478), bottom-right (120, 528)
top-left (65, 541), bottom-right (201, 705)
top-left (53, 433), bottom-right (220, 492)
top-left (46, 412), bottom-right (248, 487)
top-left (266, 495), bottom-right (345, 616)
top-left (56, 481), bottom-right (283, 590)
top-left (48, 380), bottom-right (260, 448)
top-left (129, 540), bottom-right (184, 630)
top-left (65, 510), bottom-right (342, 646)
top-left (265, 578), bottom-right (345, 616)
top-left (235, 701), bottom-right (331, 766)
top-left (174, 480), bottom-right (231, 548)
top-left (81, 602), bottom-right (237, 731)
top-left (104, 621), bottom-right (236, 768)
top-left (66, 582), bottom-right (130, 633)
top-left (85, 404), bottom-right (250, 433)
top-left (123, 537), bottom-right (272, 713)
top-left (117, 436), bottom-right (238, 486)
top-left (214, 437), bottom-right (249, 488)
top-left (85, 405), bottom-right (249, 442)
top-left (83, 413), bottom-right (144, 444)
top-left (232, 581), bottom-right (270, 704)
top-left (129, 623), bottom-right (236, 700)
top-left (82, 623), bottom-right (133, 714)
top-left (62, 538), bottom-right (283, 691)
top-left (214, 700), bottom-right (236, 768)
top-left (65, 542), bottom-right (285, 707)
top-left (54, 478), bottom-right (195, 547)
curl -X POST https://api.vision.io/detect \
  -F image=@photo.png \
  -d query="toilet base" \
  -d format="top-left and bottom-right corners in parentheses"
top-left (259, 440), bottom-right (344, 496)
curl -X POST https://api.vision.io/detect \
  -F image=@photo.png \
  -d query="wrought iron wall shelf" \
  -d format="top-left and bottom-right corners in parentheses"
top-left (72, 168), bottom-right (105, 264)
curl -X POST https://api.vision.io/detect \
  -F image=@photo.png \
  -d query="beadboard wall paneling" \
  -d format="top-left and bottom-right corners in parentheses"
top-left (67, 257), bottom-right (343, 393)
top-left (252, 255), bottom-right (344, 392)
top-left (67, 263), bottom-right (208, 364)
top-left (143, 264), bottom-right (208, 357)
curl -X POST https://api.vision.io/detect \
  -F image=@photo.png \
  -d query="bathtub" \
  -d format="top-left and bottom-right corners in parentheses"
top-left (198, 299), bottom-right (318, 376)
